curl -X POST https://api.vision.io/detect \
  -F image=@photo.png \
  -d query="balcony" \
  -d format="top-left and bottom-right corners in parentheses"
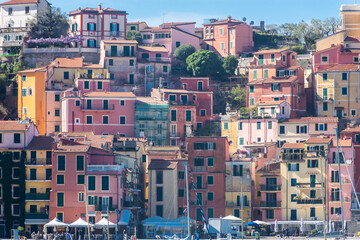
top-left (87, 165), bottom-right (123, 172)
top-left (281, 153), bottom-right (304, 162)
top-left (124, 183), bottom-right (141, 192)
top-left (226, 201), bottom-right (250, 208)
top-left (260, 201), bottom-right (281, 208)
top-left (76, 73), bottom-right (111, 80)
top-left (140, 57), bottom-right (171, 63)
top-left (95, 205), bottom-right (117, 211)
top-left (192, 166), bottom-right (208, 172)
top-left (123, 201), bottom-right (141, 208)
top-left (25, 213), bottom-right (48, 219)
top-left (26, 158), bottom-right (52, 165)
top-left (296, 199), bottom-right (323, 204)
top-left (296, 183), bottom-right (322, 189)
top-left (316, 94), bottom-right (334, 101)
top-left (105, 51), bottom-right (135, 58)
top-left (25, 193), bottom-right (50, 201)
top-left (170, 132), bottom-right (181, 138)
top-left (260, 184), bottom-right (281, 191)
top-left (81, 105), bottom-right (115, 110)
top-left (110, 31), bottom-right (121, 37)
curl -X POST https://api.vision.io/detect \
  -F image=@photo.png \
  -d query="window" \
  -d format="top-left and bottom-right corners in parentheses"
top-left (76, 156), bottom-right (84, 171)
top-left (310, 190), bottom-right (316, 198)
top-left (352, 109), bottom-right (357, 116)
top-left (323, 102), bottom-right (328, 111)
top-left (266, 209), bottom-right (274, 219)
top-left (77, 175), bottom-right (85, 184)
top-left (12, 185), bottom-right (19, 198)
top-left (28, 88), bottom-right (32, 96)
top-left (120, 100), bottom-right (125, 106)
top-left (207, 208), bottom-right (214, 218)
top-left (87, 39), bottom-right (96, 47)
top-left (30, 205), bottom-right (37, 213)
top-left (156, 186), bottom-right (163, 201)
top-left (12, 168), bottom-right (20, 179)
top-left (129, 74), bottom-right (134, 84)
top-left (156, 205), bottom-right (163, 217)
top-left (249, 85), bottom-right (254, 93)
top-left (268, 121), bottom-right (273, 129)
top-left (55, 94), bottom-right (60, 101)
top-left (88, 176), bottom-right (96, 191)
top-left (221, 42), bottom-right (225, 50)
top-left (310, 208), bottom-right (316, 217)
top-left (8, 8), bottom-right (12, 15)
top-left (253, 70), bottom-right (257, 79)
top-left (87, 23), bottom-right (96, 31)
top-left (55, 125), bottom-right (60, 132)
top-left (78, 192), bottom-right (84, 202)
top-left (282, 55), bottom-right (286, 62)
top-left (323, 73), bottom-right (328, 81)
top-left (194, 158), bottom-right (204, 166)
top-left (207, 176), bottom-right (214, 185)
top-left (171, 110), bottom-right (177, 121)
top-left (156, 171), bottom-right (163, 184)
top-left (230, 41), bottom-right (233, 49)
top-left (97, 81), bottom-right (103, 90)
top-left (291, 194), bottom-right (296, 202)
top-left (21, 88), bottom-right (26, 97)
top-left (64, 72), bottom-right (69, 79)
top-left (57, 156), bottom-right (65, 171)
top-left (86, 116), bottom-right (93, 124)
top-left (102, 116), bottom-right (109, 124)
top-left (219, 28), bottom-right (223, 35)
top-left (233, 165), bottom-right (243, 176)
top-left (239, 137), bottom-right (244, 145)
top-left (13, 204), bottom-right (20, 215)
top-left (178, 171), bottom-right (184, 179)
top-left (355, 57), bottom-right (359, 63)
top-left (88, 196), bottom-right (97, 205)
top-left (264, 69), bottom-right (268, 79)
top-left (271, 83), bottom-right (280, 91)
top-left (200, 109), bottom-right (206, 116)
top-left (14, 133), bottom-right (20, 143)
top-left (321, 56), bottom-right (328, 62)
top-left (279, 126), bottom-right (285, 134)
top-left (288, 163), bottom-right (299, 171)
top-left (57, 175), bottom-right (64, 185)
top-left (55, 109), bottom-right (60, 117)
top-left (178, 189), bottom-right (184, 197)
top-left (342, 72), bottom-right (348, 81)
top-left (0, 133), bottom-right (2, 143)
top-left (342, 87), bottom-right (348, 95)
top-left (257, 121), bottom-right (261, 130)
top-left (249, 98), bottom-right (255, 106)
top-left (271, 54), bottom-right (275, 62)
top-left (57, 192), bottom-right (64, 207)
top-left (331, 188), bottom-right (340, 201)
top-left (25, 6), bottom-right (30, 14)
top-left (290, 209), bottom-right (297, 220)
top-left (296, 125), bottom-right (307, 134)
top-left (224, 122), bottom-right (228, 130)
top-left (238, 122), bottom-right (243, 130)
top-left (315, 123), bottom-right (327, 131)
top-left (291, 178), bottom-right (297, 186)
top-left (186, 110), bottom-right (191, 121)
top-left (163, 66), bottom-right (168, 73)
top-left (101, 176), bottom-right (109, 191)
top-left (176, 41), bottom-right (181, 48)
top-left (207, 157), bottom-right (214, 167)
top-left (22, 75), bottom-right (26, 81)
top-left (120, 116), bottom-right (126, 124)
top-left (128, 59), bottom-right (134, 66)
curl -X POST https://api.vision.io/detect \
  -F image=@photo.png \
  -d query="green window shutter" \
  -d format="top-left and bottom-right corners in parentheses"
top-left (296, 163), bottom-right (300, 171)
top-left (117, 23), bottom-right (120, 31)
top-left (99, 197), bottom-right (102, 208)
top-left (315, 124), bottom-right (318, 131)
top-left (213, 143), bottom-right (216, 149)
top-left (271, 84), bottom-right (274, 91)
top-left (233, 165), bottom-right (237, 176)
top-left (94, 196), bottom-right (97, 205)
top-left (109, 197), bottom-right (113, 209)
top-left (87, 23), bottom-right (90, 30)
top-left (315, 160), bottom-right (318, 168)
top-left (325, 124), bottom-right (328, 131)
top-left (307, 160), bottom-right (310, 168)
top-left (288, 164), bottom-right (291, 171)
top-left (94, 23), bottom-right (97, 31)
top-left (88, 196), bottom-right (91, 204)
top-left (239, 165), bottom-right (243, 176)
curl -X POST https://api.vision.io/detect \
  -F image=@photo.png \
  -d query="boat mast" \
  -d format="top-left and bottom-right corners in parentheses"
top-left (335, 128), bottom-right (345, 240)
top-left (185, 162), bottom-right (191, 238)
top-left (84, 185), bottom-right (91, 240)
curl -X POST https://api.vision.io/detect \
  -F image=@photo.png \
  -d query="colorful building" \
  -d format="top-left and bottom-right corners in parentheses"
top-left (24, 136), bottom-right (54, 234)
top-left (247, 49), bottom-right (306, 118)
top-left (68, 4), bottom-right (127, 48)
top-left (203, 16), bottom-right (253, 57)
top-left (126, 22), bottom-right (148, 32)
top-left (135, 97), bottom-right (169, 146)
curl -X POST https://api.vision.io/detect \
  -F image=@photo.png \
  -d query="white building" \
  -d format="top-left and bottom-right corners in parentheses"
top-left (68, 4), bottom-right (127, 48)
top-left (0, 0), bottom-right (50, 53)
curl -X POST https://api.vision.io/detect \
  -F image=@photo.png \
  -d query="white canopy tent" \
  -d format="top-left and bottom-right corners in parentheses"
top-left (69, 217), bottom-right (91, 227)
top-left (44, 218), bottom-right (68, 228)
top-left (253, 220), bottom-right (271, 225)
top-left (94, 218), bottom-right (117, 227)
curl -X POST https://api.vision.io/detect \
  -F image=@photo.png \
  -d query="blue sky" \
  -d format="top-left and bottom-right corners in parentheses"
top-left (48, 0), bottom-right (357, 27)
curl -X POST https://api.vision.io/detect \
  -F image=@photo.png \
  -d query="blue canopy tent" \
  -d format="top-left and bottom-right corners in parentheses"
top-left (142, 216), bottom-right (195, 238)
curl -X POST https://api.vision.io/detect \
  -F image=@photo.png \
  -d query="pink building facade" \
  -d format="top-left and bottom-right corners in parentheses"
top-left (49, 139), bottom-right (123, 224)
top-left (61, 92), bottom-right (136, 136)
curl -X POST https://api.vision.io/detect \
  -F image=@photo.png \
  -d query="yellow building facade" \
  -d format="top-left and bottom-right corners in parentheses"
top-left (316, 66), bottom-right (360, 118)
top-left (221, 113), bottom-right (239, 153)
top-left (24, 136), bottom-right (53, 233)
top-left (280, 138), bottom-right (330, 232)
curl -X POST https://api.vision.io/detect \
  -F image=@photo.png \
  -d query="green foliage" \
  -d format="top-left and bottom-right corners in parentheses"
top-left (253, 32), bottom-right (286, 50)
top-left (228, 85), bottom-right (246, 110)
top-left (223, 55), bottom-right (239, 76)
top-left (186, 49), bottom-right (223, 77)
top-left (173, 44), bottom-right (196, 62)
top-left (213, 91), bottom-right (227, 114)
top-left (239, 107), bottom-right (258, 116)
top-left (195, 122), bottom-right (220, 136)
top-left (291, 45), bottom-right (306, 54)
top-left (29, 7), bottom-right (69, 39)
top-left (126, 30), bottom-right (142, 45)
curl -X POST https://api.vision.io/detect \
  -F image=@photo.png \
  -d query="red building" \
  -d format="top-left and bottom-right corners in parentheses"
top-left (247, 49), bottom-right (306, 118)
top-left (186, 137), bottom-right (229, 224)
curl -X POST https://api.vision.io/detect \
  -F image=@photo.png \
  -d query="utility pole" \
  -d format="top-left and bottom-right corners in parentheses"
top-left (84, 185), bottom-right (91, 240)
top-left (185, 163), bottom-right (191, 238)
top-left (320, 148), bottom-right (326, 240)
top-left (335, 128), bottom-right (345, 240)
top-left (241, 176), bottom-right (244, 240)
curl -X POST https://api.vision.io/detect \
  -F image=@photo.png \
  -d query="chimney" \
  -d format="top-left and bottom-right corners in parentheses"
top-left (227, 16), bottom-right (231, 21)
top-left (98, 4), bottom-right (102, 11)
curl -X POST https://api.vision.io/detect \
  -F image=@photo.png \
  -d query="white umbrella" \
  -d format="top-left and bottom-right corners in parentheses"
top-left (274, 219), bottom-right (278, 232)
top-left (94, 217), bottom-right (117, 227)
top-left (254, 220), bottom-right (270, 225)
top-left (70, 217), bottom-right (91, 227)
top-left (300, 218), bottom-right (304, 233)
top-left (45, 218), bottom-right (68, 227)
top-left (328, 220), bottom-right (332, 233)
top-left (344, 220), bottom-right (347, 232)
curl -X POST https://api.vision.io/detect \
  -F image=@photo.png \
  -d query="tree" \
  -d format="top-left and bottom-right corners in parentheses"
top-left (186, 49), bottom-right (223, 77)
top-left (228, 85), bottom-right (246, 110)
top-left (126, 30), bottom-right (142, 44)
top-left (266, 24), bottom-right (278, 35)
top-left (173, 44), bottom-right (196, 62)
top-left (223, 55), bottom-right (239, 76)
top-left (29, 7), bottom-right (69, 39)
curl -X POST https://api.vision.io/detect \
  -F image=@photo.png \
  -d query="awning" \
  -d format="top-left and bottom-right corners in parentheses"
top-left (268, 220), bottom-right (324, 225)
top-left (70, 217), bottom-right (92, 228)
top-left (118, 210), bottom-right (131, 225)
top-left (142, 216), bottom-right (195, 227)
top-left (25, 219), bottom-right (48, 225)
top-left (94, 217), bottom-right (117, 227)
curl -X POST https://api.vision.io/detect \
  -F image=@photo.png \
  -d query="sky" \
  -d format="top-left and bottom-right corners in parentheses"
top-left (48, 0), bottom-right (358, 27)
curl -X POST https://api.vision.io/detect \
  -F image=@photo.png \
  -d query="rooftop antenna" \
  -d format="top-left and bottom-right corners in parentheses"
top-left (162, 13), bottom-right (166, 23)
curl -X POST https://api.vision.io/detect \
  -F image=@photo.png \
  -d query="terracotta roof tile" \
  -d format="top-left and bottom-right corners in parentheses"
top-left (148, 159), bottom-right (177, 170)
top-left (341, 126), bottom-right (360, 133)
top-left (102, 40), bottom-right (138, 44)
top-left (18, 66), bottom-right (47, 73)
top-left (282, 143), bottom-right (305, 149)
top-left (69, 7), bottom-right (126, 15)
top-left (83, 92), bottom-right (136, 98)
top-left (0, 120), bottom-right (32, 131)
top-left (27, 136), bottom-right (54, 150)
top-left (0, 0), bottom-right (37, 5)
top-left (248, 76), bottom-right (298, 84)
top-left (283, 117), bottom-right (338, 123)
top-left (141, 27), bottom-right (170, 33)
top-left (138, 46), bottom-right (168, 53)
top-left (317, 64), bottom-right (359, 72)
top-left (254, 48), bottom-right (290, 54)
top-left (332, 139), bottom-right (352, 147)
top-left (50, 57), bottom-right (84, 68)
top-left (306, 137), bottom-right (332, 144)
top-left (156, 88), bottom-right (212, 94)
top-left (159, 22), bottom-right (196, 28)
top-left (258, 100), bottom-right (286, 106)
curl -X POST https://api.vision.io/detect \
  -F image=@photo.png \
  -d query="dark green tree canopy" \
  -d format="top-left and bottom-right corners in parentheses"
top-left (223, 55), bottom-right (239, 76)
top-left (186, 49), bottom-right (223, 77)
top-left (173, 44), bottom-right (196, 62)
top-left (29, 7), bottom-right (69, 39)
top-left (126, 30), bottom-right (142, 45)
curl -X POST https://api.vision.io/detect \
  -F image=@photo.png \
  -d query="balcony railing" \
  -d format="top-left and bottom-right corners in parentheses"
top-left (81, 105), bottom-right (115, 110)
top-left (226, 201), bottom-right (249, 207)
top-left (25, 213), bottom-right (48, 219)
top-left (26, 193), bottom-right (50, 201)
top-left (26, 158), bottom-right (52, 165)
top-left (105, 51), bottom-right (135, 58)
top-left (141, 57), bottom-right (171, 63)
top-left (296, 199), bottom-right (323, 204)
top-left (296, 183), bottom-right (322, 188)
top-left (260, 184), bottom-right (281, 191)
top-left (192, 166), bottom-right (208, 172)
top-left (170, 132), bottom-right (181, 138)
top-left (95, 205), bottom-right (117, 211)
top-left (76, 73), bottom-right (111, 79)
top-left (260, 201), bottom-right (281, 208)
top-left (281, 153), bottom-right (304, 161)
top-left (123, 201), bottom-right (141, 208)
top-left (124, 183), bottom-right (141, 191)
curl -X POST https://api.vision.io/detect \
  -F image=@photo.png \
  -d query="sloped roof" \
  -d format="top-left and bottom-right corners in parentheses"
top-left (50, 57), bottom-right (84, 68)
top-left (84, 91), bottom-right (136, 98)
top-left (18, 66), bottom-right (47, 73)
top-left (148, 159), bottom-right (177, 170)
top-left (159, 22), bottom-right (196, 28)
top-left (0, 120), bottom-right (32, 131)
top-left (27, 136), bottom-right (54, 150)
top-left (102, 40), bottom-right (138, 44)
top-left (332, 138), bottom-right (352, 147)
top-left (138, 46), bottom-right (168, 53)
top-left (317, 64), bottom-right (359, 72)
top-left (254, 48), bottom-right (290, 54)
top-left (0, 0), bottom-right (38, 5)
top-left (283, 117), bottom-right (338, 123)
top-left (341, 126), bottom-right (360, 133)
top-left (306, 137), bottom-right (332, 144)
top-left (282, 143), bottom-right (305, 149)
top-left (258, 100), bottom-right (286, 106)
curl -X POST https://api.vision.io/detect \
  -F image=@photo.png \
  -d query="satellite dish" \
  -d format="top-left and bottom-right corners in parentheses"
top-left (243, 17), bottom-right (247, 22)
top-left (250, 21), bottom-right (254, 26)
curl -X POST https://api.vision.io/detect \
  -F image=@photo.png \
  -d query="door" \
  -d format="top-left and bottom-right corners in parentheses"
top-left (197, 81), bottom-right (203, 91)
top-left (310, 175), bottom-right (316, 188)
top-left (31, 151), bottom-right (36, 164)
top-left (86, 99), bottom-right (92, 109)
top-left (258, 54), bottom-right (264, 65)
top-left (111, 46), bottom-right (117, 57)
top-left (196, 175), bottom-right (202, 189)
top-left (337, 109), bottom-right (343, 118)
top-left (87, 69), bottom-right (93, 78)
top-left (103, 100), bottom-right (109, 110)
top-left (266, 193), bottom-right (277, 207)
top-left (181, 95), bottom-right (188, 104)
